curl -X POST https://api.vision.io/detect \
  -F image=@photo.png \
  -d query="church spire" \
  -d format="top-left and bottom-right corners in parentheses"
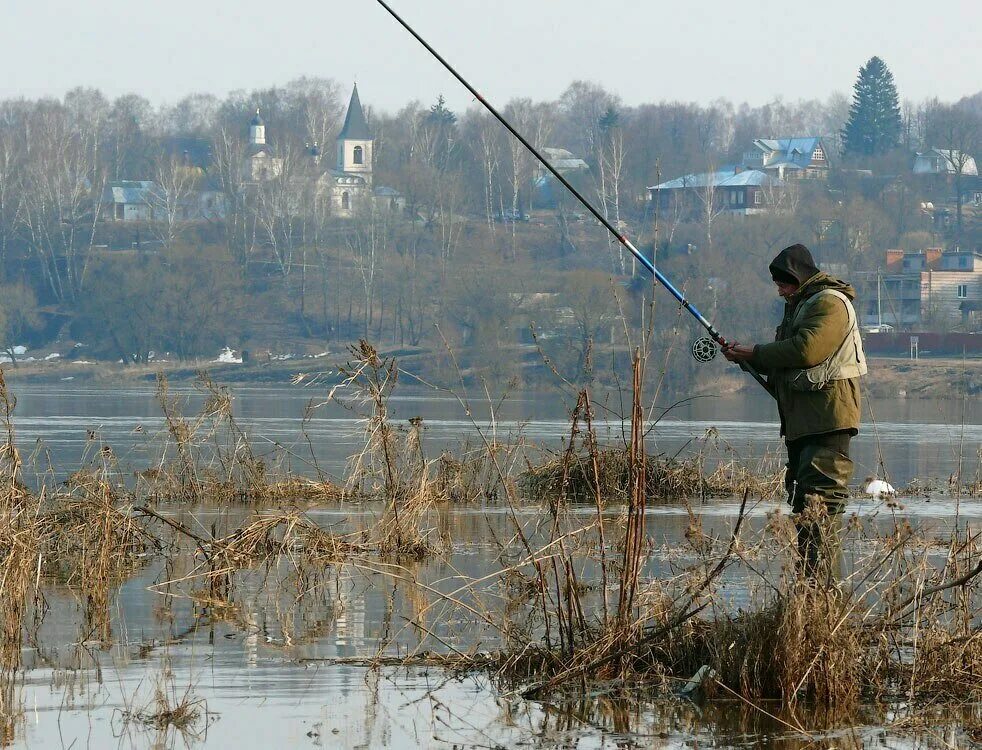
top-left (338, 85), bottom-right (371, 141)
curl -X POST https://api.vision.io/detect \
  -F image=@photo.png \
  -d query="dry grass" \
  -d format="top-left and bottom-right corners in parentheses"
top-left (1, 346), bottom-right (981, 746)
top-left (521, 447), bottom-right (784, 504)
top-left (125, 685), bottom-right (205, 731)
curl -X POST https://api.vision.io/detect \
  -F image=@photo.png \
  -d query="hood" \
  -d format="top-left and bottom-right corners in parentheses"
top-left (769, 244), bottom-right (819, 286)
top-left (794, 271), bottom-right (856, 302)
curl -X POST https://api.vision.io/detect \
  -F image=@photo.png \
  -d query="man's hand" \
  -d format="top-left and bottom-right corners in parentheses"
top-left (722, 342), bottom-right (755, 363)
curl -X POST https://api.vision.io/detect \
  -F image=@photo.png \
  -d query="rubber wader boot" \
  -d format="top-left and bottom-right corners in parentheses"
top-left (794, 496), bottom-right (843, 586)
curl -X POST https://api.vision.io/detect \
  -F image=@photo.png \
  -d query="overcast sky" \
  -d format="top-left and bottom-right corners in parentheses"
top-left (1, 0), bottom-right (978, 113)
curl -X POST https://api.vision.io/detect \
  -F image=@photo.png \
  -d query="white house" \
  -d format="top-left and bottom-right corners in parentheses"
top-left (913, 149), bottom-right (978, 176)
top-left (101, 181), bottom-right (166, 222)
top-left (868, 248), bottom-right (982, 328)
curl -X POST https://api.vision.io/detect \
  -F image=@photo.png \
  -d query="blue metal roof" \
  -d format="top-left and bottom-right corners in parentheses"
top-left (648, 168), bottom-right (780, 190)
top-left (752, 137), bottom-right (823, 167)
top-left (103, 180), bottom-right (165, 206)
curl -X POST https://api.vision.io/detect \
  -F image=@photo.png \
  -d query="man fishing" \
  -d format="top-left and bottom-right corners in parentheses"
top-left (371, 0), bottom-right (856, 581)
top-left (722, 244), bottom-right (867, 582)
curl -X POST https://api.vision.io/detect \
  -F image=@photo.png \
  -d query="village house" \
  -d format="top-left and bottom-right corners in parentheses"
top-left (101, 181), bottom-right (166, 222)
top-left (742, 137), bottom-right (831, 179)
top-left (647, 135), bottom-right (830, 216)
top-left (533, 147), bottom-right (591, 208)
top-left (647, 167), bottom-right (782, 216)
top-left (864, 248), bottom-right (982, 330)
top-left (912, 148), bottom-right (979, 176)
top-left (101, 176), bottom-right (226, 224)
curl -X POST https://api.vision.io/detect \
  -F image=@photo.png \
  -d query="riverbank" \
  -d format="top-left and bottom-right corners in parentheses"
top-left (3, 346), bottom-right (979, 399)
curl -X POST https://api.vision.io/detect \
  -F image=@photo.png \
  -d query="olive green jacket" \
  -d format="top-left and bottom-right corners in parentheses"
top-left (749, 273), bottom-right (862, 442)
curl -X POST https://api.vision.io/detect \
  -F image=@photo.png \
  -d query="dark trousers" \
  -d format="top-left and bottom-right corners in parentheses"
top-left (785, 430), bottom-right (854, 582)
top-left (784, 430), bottom-right (854, 514)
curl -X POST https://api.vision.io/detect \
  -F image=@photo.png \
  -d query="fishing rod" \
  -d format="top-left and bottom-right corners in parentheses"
top-left (374, 0), bottom-right (771, 395)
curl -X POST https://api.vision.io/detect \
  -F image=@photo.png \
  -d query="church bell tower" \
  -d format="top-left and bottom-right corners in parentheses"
top-left (337, 85), bottom-right (372, 179)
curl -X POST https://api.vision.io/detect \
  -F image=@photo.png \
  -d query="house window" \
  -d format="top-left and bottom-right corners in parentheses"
top-left (341, 191), bottom-right (350, 210)
top-left (812, 146), bottom-right (825, 162)
top-left (957, 284), bottom-right (968, 299)
top-left (754, 192), bottom-right (762, 205)
top-left (353, 146), bottom-right (364, 165)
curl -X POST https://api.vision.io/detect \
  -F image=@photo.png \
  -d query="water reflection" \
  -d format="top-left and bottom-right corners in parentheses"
top-left (8, 383), bottom-right (982, 486)
top-left (4, 499), bottom-right (980, 749)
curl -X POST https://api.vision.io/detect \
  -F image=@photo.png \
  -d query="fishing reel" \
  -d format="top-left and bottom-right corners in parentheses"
top-left (690, 337), bottom-right (718, 363)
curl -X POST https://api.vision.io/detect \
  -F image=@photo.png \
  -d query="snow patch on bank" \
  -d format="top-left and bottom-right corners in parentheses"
top-left (215, 347), bottom-right (243, 364)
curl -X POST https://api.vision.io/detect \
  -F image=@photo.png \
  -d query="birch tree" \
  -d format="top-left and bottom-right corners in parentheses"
top-left (154, 155), bottom-right (201, 248)
top-left (212, 125), bottom-right (257, 265)
top-left (17, 100), bottom-right (104, 302)
top-left (597, 106), bottom-right (628, 272)
top-left (693, 167), bottom-right (725, 247)
top-left (0, 119), bottom-right (23, 267)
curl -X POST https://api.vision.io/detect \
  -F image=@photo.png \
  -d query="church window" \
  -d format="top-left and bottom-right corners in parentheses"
top-left (341, 191), bottom-right (350, 210)
top-left (353, 146), bottom-right (364, 165)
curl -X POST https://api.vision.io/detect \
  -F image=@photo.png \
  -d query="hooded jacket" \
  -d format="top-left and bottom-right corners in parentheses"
top-left (750, 248), bottom-right (862, 442)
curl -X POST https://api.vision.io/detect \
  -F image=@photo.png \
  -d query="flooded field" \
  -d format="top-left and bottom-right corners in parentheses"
top-left (9, 381), bottom-right (982, 485)
top-left (2, 375), bottom-right (980, 748)
top-left (6, 499), bottom-right (982, 749)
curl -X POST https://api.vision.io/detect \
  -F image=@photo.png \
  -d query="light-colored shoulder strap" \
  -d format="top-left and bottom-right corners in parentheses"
top-left (793, 288), bottom-right (855, 327)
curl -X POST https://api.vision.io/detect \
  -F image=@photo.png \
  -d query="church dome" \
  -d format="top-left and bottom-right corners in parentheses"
top-left (250, 109), bottom-right (264, 127)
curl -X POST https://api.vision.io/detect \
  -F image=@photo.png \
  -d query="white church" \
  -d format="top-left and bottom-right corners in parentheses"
top-left (241, 85), bottom-right (400, 218)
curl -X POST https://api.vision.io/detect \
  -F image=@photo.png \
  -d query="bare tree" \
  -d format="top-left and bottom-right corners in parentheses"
top-left (284, 77), bottom-right (344, 153)
top-left (0, 118), bottom-right (24, 268)
top-left (17, 100), bottom-right (104, 302)
top-left (597, 107), bottom-right (628, 272)
top-left (153, 154), bottom-right (201, 248)
top-left (502, 99), bottom-right (553, 256)
top-left (212, 125), bottom-right (258, 264)
top-left (469, 110), bottom-right (503, 232)
top-left (693, 167), bottom-right (725, 247)
top-left (925, 103), bottom-right (981, 239)
top-left (346, 201), bottom-right (396, 337)
top-left (254, 143), bottom-right (310, 276)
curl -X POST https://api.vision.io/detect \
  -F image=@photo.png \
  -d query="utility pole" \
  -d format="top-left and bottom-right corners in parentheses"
top-left (877, 270), bottom-right (882, 327)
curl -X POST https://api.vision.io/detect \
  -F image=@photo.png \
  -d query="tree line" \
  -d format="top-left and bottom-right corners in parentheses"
top-left (0, 60), bottom-right (978, 384)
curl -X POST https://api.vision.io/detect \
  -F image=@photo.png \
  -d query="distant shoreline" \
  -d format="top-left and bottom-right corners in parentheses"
top-left (2, 350), bottom-right (979, 400)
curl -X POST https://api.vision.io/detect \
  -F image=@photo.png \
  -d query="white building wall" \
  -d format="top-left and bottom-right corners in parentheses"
top-left (123, 203), bottom-right (152, 222)
top-left (921, 270), bottom-right (982, 322)
top-left (337, 139), bottom-right (373, 177)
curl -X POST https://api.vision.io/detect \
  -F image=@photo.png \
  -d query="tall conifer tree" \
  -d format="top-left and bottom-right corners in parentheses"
top-left (842, 56), bottom-right (902, 157)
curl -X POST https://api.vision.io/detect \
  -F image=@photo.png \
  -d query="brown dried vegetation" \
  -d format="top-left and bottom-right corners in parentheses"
top-left (0, 343), bottom-right (981, 747)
